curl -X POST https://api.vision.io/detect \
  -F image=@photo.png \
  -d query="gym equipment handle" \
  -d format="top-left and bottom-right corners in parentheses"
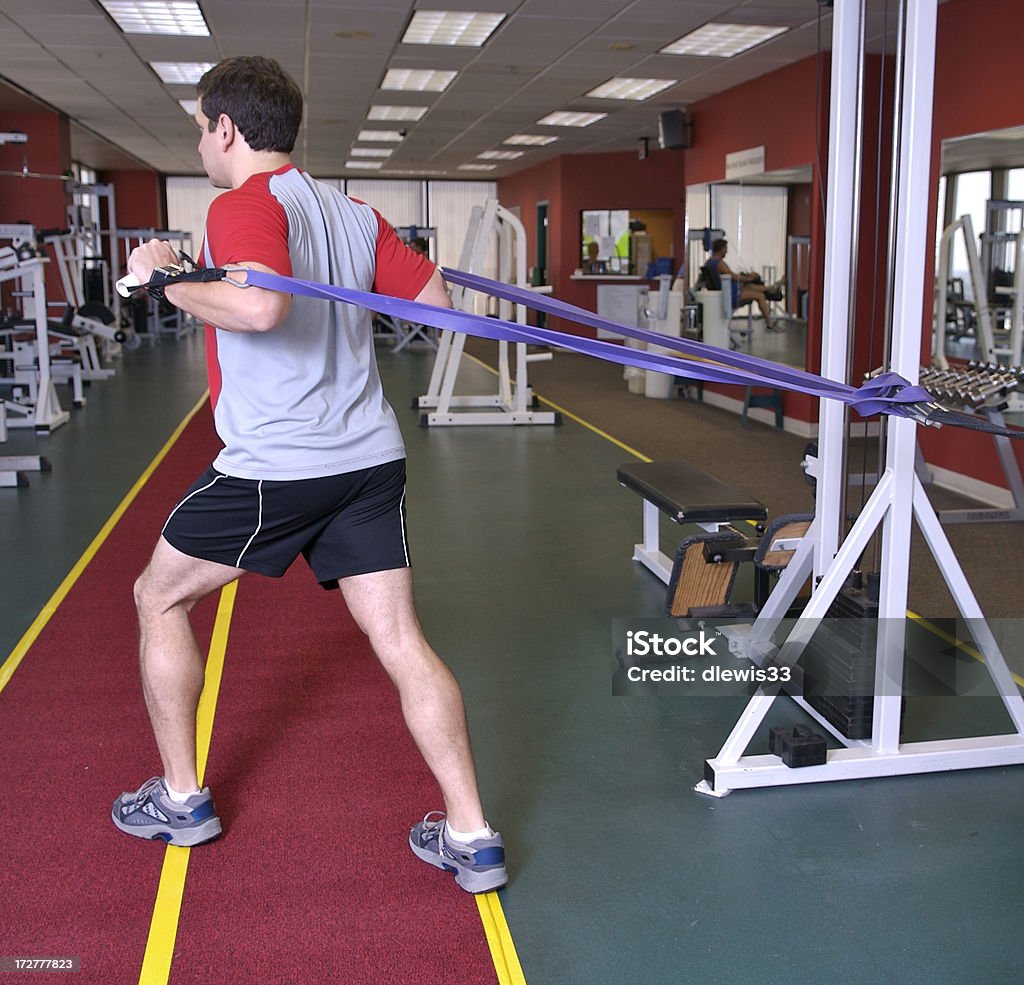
top-left (116, 273), bottom-right (141, 298)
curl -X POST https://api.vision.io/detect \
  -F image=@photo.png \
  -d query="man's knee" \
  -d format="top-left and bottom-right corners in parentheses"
top-left (133, 564), bottom-right (182, 620)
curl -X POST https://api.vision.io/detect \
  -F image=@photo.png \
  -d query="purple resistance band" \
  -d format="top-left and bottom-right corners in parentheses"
top-left (240, 266), bottom-right (940, 423)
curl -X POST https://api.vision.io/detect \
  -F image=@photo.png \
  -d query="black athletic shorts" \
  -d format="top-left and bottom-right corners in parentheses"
top-left (162, 458), bottom-right (410, 589)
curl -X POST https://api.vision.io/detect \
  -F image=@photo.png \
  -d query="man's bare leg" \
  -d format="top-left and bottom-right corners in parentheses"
top-left (133, 537), bottom-right (244, 792)
top-left (338, 566), bottom-right (486, 832)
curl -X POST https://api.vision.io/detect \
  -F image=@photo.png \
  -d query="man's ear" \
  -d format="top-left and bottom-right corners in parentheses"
top-left (217, 113), bottom-right (237, 149)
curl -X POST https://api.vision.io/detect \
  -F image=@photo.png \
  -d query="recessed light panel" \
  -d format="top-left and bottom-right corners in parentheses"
top-left (350, 147), bottom-right (393, 158)
top-left (178, 99), bottom-right (197, 117)
top-left (346, 160), bottom-right (384, 170)
top-left (402, 11), bottom-right (505, 47)
top-left (586, 77), bottom-right (677, 101)
top-left (368, 105), bottom-right (428, 122)
top-left (100, 0), bottom-right (210, 36)
top-left (503, 134), bottom-right (558, 146)
top-left (151, 62), bottom-right (215, 85)
top-left (661, 23), bottom-right (787, 58)
top-left (478, 150), bottom-right (524, 160)
top-left (381, 69), bottom-right (457, 92)
top-left (357, 130), bottom-right (405, 142)
top-left (458, 163), bottom-right (497, 171)
top-left (537, 111), bottom-right (607, 128)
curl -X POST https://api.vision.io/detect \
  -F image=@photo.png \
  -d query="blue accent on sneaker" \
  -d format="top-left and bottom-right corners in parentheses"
top-left (470, 846), bottom-right (505, 867)
top-left (112, 777), bottom-right (222, 847)
top-left (409, 811), bottom-right (508, 894)
top-left (189, 800), bottom-right (216, 822)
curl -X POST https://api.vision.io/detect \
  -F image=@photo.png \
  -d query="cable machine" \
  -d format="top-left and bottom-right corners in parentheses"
top-left (702, 0), bottom-right (1024, 796)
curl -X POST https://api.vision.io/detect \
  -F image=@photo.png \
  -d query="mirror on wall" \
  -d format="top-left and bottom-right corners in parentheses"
top-left (685, 166), bottom-right (812, 370)
top-left (934, 126), bottom-right (1024, 370)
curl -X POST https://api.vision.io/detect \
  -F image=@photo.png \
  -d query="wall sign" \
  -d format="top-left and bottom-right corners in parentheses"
top-left (725, 146), bottom-right (766, 179)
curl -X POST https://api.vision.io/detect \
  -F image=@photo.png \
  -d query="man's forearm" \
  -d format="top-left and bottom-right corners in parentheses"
top-left (163, 267), bottom-right (291, 333)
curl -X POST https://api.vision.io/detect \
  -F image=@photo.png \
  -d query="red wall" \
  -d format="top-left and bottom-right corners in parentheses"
top-left (0, 111), bottom-right (71, 228)
top-left (0, 110), bottom-right (72, 300)
top-left (99, 169), bottom-right (165, 278)
top-left (100, 170), bottom-right (164, 230)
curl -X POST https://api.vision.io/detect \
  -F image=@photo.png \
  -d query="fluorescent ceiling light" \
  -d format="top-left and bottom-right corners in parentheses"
top-left (381, 69), bottom-right (457, 92)
top-left (402, 10), bottom-right (505, 47)
top-left (350, 147), bottom-right (392, 158)
top-left (537, 111), bottom-right (606, 128)
top-left (346, 160), bottom-right (384, 170)
top-left (368, 105), bottom-right (428, 122)
top-left (661, 23), bottom-right (787, 58)
top-left (178, 99), bottom-right (197, 117)
top-left (478, 150), bottom-right (523, 160)
top-left (504, 134), bottom-right (558, 146)
top-left (100, 0), bottom-right (210, 36)
top-left (586, 77), bottom-right (677, 101)
top-left (151, 62), bottom-right (215, 85)
top-left (357, 129), bottom-right (405, 142)
top-left (458, 163), bottom-right (497, 171)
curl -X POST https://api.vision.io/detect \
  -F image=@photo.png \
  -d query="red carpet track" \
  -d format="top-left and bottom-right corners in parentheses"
top-left (0, 403), bottom-right (498, 985)
top-left (0, 404), bottom-right (223, 983)
top-left (168, 564), bottom-right (495, 985)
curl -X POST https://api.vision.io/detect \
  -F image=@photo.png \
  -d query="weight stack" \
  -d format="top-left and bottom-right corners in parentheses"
top-left (801, 586), bottom-right (879, 740)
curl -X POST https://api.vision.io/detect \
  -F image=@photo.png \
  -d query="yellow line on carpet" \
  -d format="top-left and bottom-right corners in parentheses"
top-left (0, 392), bottom-right (210, 696)
top-left (138, 580), bottom-right (237, 985)
top-left (534, 392), bottom-right (652, 463)
top-left (909, 610), bottom-right (1024, 688)
top-left (476, 891), bottom-right (528, 985)
top-left (404, 349), bottom-right (532, 982)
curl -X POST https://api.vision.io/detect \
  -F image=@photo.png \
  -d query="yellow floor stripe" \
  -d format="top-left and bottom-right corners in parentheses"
top-left (533, 392), bottom-right (652, 463)
top-left (138, 581), bottom-right (237, 985)
top-left (0, 392), bottom-right (210, 695)
top-left (476, 891), bottom-right (528, 985)
top-left (909, 610), bottom-right (1024, 688)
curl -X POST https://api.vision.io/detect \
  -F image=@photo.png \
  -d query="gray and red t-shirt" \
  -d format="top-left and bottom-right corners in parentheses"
top-left (201, 164), bottom-right (433, 480)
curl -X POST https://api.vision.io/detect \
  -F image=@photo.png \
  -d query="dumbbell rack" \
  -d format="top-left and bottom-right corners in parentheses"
top-left (919, 361), bottom-right (1024, 523)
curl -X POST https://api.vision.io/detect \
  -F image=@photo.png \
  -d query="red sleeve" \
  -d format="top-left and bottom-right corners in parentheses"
top-left (204, 173), bottom-right (291, 275)
top-left (370, 209), bottom-right (435, 299)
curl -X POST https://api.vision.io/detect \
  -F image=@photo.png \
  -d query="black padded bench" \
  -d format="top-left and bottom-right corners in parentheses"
top-left (617, 461), bottom-right (767, 584)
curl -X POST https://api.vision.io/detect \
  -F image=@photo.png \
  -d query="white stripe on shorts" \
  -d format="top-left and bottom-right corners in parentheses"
top-left (398, 485), bottom-right (409, 565)
top-left (234, 479), bottom-right (265, 568)
top-left (162, 473), bottom-right (224, 535)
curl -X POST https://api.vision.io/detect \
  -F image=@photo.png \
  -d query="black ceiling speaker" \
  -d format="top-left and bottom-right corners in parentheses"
top-left (658, 110), bottom-right (692, 150)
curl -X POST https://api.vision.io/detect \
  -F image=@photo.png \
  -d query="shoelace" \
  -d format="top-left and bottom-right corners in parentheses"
top-left (129, 777), bottom-right (165, 804)
top-left (420, 810), bottom-right (447, 843)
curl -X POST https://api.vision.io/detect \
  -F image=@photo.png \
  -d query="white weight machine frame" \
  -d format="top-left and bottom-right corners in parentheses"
top-left (702, 0), bottom-right (1024, 797)
top-left (416, 198), bottom-right (557, 427)
top-left (0, 392), bottom-right (51, 487)
top-left (0, 229), bottom-right (69, 434)
top-left (933, 213), bottom-right (1024, 375)
top-left (42, 230), bottom-right (120, 381)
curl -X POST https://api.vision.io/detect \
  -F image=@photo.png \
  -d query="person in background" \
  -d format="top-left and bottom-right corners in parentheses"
top-left (705, 238), bottom-right (784, 330)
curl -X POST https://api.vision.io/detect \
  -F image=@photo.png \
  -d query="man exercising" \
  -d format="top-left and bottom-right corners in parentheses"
top-left (110, 55), bottom-right (506, 895)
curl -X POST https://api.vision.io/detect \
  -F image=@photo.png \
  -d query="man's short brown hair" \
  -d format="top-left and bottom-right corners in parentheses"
top-left (197, 56), bottom-right (303, 153)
